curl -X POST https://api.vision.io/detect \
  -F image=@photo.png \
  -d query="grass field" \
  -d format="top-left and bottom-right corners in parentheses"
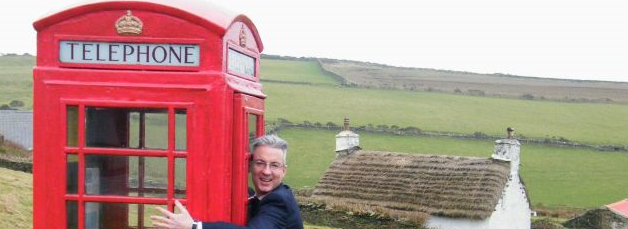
top-left (2, 55), bottom-right (627, 146)
top-left (0, 167), bottom-right (32, 229)
top-left (260, 59), bottom-right (339, 85)
top-left (264, 82), bottom-right (628, 146)
top-left (2, 55), bottom-right (628, 211)
top-left (277, 127), bottom-right (628, 209)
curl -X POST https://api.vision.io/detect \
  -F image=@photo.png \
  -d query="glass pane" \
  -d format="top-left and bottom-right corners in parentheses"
top-left (85, 155), bottom-right (167, 197)
top-left (248, 114), bottom-right (258, 152)
top-left (144, 111), bottom-right (168, 150)
top-left (85, 107), bottom-right (168, 150)
top-left (67, 201), bottom-right (78, 229)
top-left (175, 158), bottom-right (187, 198)
top-left (175, 109), bottom-right (187, 151)
top-left (85, 202), bottom-right (167, 229)
top-left (129, 156), bottom-right (168, 198)
top-left (85, 107), bottom-right (129, 148)
top-left (67, 154), bottom-right (78, 194)
top-left (228, 48), bottom-right (256, 77)
top-left (129, 203), bottom-right (168, 228)
top-left (67, 106), bottom-right (78, 147)
top-left (128, 112), bottom-right (140, 149)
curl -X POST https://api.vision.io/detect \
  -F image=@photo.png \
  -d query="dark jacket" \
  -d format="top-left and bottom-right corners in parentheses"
top-left (202, 184), bottom-right (304, 229)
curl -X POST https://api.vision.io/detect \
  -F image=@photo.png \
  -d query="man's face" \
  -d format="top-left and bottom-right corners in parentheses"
top-left (251, 145), bottom-right (286, 196)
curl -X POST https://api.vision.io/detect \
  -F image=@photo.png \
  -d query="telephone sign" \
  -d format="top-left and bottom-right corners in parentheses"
top-left (59, 41), bottom-right (200, 66)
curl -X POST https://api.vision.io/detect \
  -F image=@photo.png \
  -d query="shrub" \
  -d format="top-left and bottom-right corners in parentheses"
top-left (9, 100), bottom-right (24, 108)
top-left (532, 217), bottom-right (565, 229)
top-left (472, 131), bottom-right (489, 139)
top-left (325, 122), bottom-right (338, 130)
top-left (467, 89), bottom-right (485, 96)
top-left (277, 118), bottom-right (292, 126)
top-left (521, 94), bottom-right (535, 100)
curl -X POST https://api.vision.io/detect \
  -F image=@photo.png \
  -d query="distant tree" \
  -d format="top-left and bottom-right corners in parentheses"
top-left (313, 122), bottom-right (322, 128)
top-left (454, 88), bottom-right (462, 94)
top-left (325, 122), bottom-right (338, 130)
top-left (0, 104), bottom-right (12, 110)
top-left (302, 120), bottom-right (312, 127)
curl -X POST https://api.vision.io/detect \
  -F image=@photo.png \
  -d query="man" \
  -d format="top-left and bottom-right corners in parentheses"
top-left (151, 135), bottom-right (304, 229)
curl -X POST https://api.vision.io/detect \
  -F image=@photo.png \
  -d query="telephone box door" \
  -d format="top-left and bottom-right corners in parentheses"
top-left (232, 93), bottom-right (264, 225)
top-left (39, 83), bottom-right (200, 229)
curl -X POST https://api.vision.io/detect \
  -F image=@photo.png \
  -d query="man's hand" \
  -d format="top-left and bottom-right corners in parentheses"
top-left (150, 200), bottom-right (195, 229)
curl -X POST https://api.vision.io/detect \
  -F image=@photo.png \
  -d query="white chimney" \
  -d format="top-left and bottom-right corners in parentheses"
top-left (335, 118), bottom-right (360, 157)
top-left (492, 127), bottom-right (521, 174)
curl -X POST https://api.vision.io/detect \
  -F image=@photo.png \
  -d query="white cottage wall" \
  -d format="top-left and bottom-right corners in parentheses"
top-left (427, 217), bottom-right (489, 229)
top-left (488, 175), bottom-right (531, 229)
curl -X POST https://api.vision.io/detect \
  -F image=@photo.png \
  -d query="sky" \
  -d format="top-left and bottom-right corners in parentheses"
top-left (2, 0), bottom-right (628, 82)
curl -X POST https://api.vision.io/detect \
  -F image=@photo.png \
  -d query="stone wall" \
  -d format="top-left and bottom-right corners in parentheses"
top-left (0, 154), bottom-right (32, 173)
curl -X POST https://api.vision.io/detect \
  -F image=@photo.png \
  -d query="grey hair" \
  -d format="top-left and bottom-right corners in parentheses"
top-left (251, 135), bottom-right (289, 165)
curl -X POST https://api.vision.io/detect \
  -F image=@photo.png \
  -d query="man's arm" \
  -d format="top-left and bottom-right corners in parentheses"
top-left (202, 193), bottom-right (288, 229)
top-left (151, 193), bottom-right (290, 229)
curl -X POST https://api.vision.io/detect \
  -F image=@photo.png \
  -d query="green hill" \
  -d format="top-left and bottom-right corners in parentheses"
top-left (0, 54), bottom-right (34, 110)
top-left (319, 58), bottom-right (628, 103)
top-left (263, 82), bottom-right (628, 146)
top-left (2, 53), bottom-right (628, 210)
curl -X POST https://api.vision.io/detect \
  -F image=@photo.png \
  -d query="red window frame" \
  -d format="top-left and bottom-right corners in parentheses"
top-left (63, 99), bottom-right (192, 229)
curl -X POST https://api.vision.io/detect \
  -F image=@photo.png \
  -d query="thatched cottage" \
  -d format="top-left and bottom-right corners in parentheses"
top-left (312, 122), bottom-right (531, 229)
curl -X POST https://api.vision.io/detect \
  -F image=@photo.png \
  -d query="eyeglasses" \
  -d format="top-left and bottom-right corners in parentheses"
top-left (252, 160), bottom-right (285, 171)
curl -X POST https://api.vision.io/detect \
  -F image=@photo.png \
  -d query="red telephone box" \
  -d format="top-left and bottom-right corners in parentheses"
top-left (32, 1), bottom-right (264, 228)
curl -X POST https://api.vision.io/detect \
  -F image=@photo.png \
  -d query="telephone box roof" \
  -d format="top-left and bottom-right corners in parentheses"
top-left (33, 0), bottom-right (263, 51)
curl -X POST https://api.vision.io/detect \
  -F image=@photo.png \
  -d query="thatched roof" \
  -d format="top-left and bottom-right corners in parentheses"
top-left (312, 151), bottom-right (511, 219)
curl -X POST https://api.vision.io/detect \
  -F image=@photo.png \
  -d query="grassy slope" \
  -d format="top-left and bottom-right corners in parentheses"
top-left (260, 59), bottom-right (338, 85)
top-left (260, 58), bottom-right (628, 208)
top-left (3, 55), bottom-right (627, 145)
top-left (0, 167), bottom-right (32, 229)
top-left (278, 128), bottom-right (628, 209)
top-left (0, 55), bottom-right (34, 110)
top-left (265, 82), bottom-right (628, 146)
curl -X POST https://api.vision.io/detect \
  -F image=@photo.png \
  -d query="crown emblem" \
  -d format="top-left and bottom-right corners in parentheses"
top-left (239, 25), bottom-right (247, 47)
top-left (116, 10), bottom-right (143, 35)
